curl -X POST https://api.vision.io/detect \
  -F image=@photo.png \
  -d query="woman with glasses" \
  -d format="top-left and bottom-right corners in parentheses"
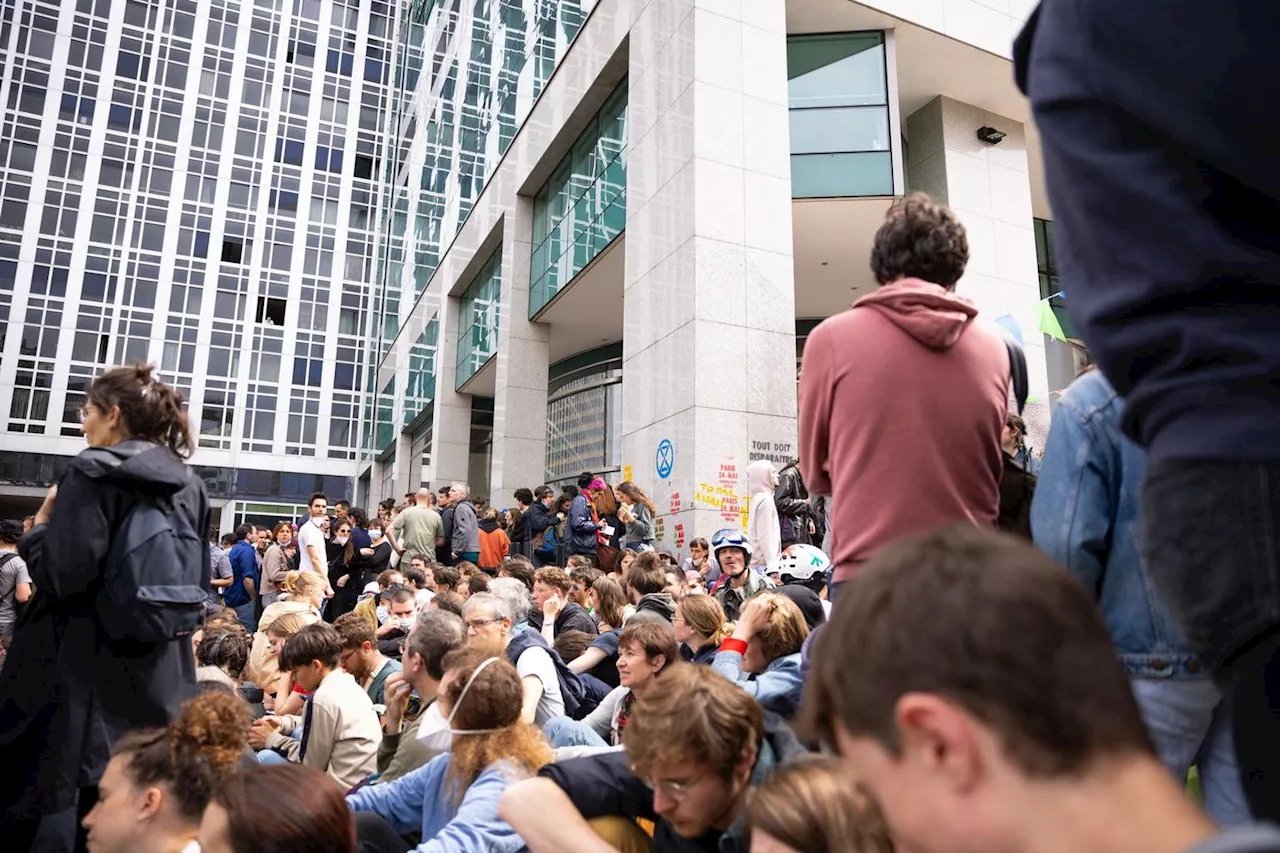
top-left (346, 647), bottom-right (551, 853)
top-left (545, 621), bottom-right (678, 752)
top-left (1, 364), bottom-right (210, 851)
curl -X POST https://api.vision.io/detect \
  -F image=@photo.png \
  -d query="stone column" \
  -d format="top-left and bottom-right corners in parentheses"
top-left (429, 294), bottom-right (474, 490)
top-left (488, 199), bottom-right (551, 508)
top-left (906, 95), bottom-right (1049, 398)
top-left (621, 0), bottom-right (797, 552)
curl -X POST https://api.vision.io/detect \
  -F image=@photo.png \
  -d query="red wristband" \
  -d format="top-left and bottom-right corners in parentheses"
top-left (719, 638), bottom-right (748, 655)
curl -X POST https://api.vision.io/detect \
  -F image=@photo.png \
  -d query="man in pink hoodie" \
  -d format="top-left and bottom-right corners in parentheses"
top-left (799, 193), bottom-right (1009, 592)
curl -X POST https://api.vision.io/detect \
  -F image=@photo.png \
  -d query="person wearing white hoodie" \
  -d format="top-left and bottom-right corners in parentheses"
top-left (746, 459), bottom-right (782, 569)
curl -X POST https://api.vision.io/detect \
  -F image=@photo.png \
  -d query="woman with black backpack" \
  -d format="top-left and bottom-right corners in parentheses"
top-left (0, 363), bottom-right (210, 853)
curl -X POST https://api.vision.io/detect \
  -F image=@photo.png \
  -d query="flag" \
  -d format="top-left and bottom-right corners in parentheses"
top-left (1037, 299), bottom-right (1068, 342)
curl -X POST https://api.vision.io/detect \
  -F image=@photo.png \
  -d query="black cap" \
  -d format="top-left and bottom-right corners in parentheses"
top-left (776, 584), bottom-right (826, 631)
top-left (0, 519), bottom-right (22, 543)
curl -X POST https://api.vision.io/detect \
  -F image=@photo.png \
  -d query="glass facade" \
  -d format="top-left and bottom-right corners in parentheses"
top-left (456, 247), bottom-right (502, 388)
top-left (545, 344), bottom-right (621, 483)
top-left (529, 81), bottom-right (627, 315)
top-left (0, 0), bottom-right (386, 472)
top-left (368, 0), bottom-right (601, 392)
top-left (1034, 217), bottom-right (1058, 300)
top-left (787, 32), bottom-right (893, 198)
top-left (403, 314), bottom-right (438, 426)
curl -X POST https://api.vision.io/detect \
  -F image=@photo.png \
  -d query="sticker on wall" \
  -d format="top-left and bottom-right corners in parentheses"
top-left (674, 522), bottom-right (686, 548)
top-left (655, 517), bottom-right (666, 542)
top-left (622, 464), bottom-right (633, 484)
top-left (669, 491), bottom-right (681, 514)
top-left (718, 458), bottom-right (738, 490)
top-left (655, 438), bottom-right (675, 479)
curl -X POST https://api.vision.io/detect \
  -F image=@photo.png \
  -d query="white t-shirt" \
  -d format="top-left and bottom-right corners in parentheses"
top-left (513, 643), bottom-right (565, 726)
top-left (415, 588), bottom-right (435, 609)
top-left (296, 518), bottom-right (325, 573)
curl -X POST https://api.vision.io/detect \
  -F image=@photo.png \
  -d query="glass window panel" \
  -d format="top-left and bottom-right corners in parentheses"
top-left (787, 33), bottom-right (887, 109)
top-left (790, 151), bottom-right (894, 198)
top-left (789, 106), bottom-right (891, 154)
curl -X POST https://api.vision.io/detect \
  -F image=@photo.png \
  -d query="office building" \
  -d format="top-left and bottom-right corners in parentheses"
top-left (358, 0), bottom-right (1081, 544)
top-left (0, 0), bottom-right (393, 523)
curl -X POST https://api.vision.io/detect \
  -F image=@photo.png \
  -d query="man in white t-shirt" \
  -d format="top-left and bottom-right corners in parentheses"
top-left (461, 592), bottom-right (565, 726)
top-left (296, 492), bottom-right (333, 597)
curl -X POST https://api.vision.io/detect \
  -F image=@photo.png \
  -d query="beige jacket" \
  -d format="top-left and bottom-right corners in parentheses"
top-left (266, 668), bottom-right (381, 790)
top-left (247, 600), bottom-right (321, 693)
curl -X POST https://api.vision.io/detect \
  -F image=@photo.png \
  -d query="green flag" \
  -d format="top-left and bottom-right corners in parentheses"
top-left (1037, 299), bottom-right (1068, 342)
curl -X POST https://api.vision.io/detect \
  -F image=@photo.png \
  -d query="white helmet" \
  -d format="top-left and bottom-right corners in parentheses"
top-left (769, 544), bottom-right (831, 581)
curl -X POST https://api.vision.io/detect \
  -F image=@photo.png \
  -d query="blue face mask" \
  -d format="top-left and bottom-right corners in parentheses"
top-left (376, 605), bottom-right (390, 625)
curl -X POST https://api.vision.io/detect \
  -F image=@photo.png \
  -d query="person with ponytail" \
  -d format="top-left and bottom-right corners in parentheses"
top-left (1, 363), bottom-right (210, 850)
top-left (673, 594), bottom-right (727, 665)
top-left (346, 646), bottom-right (551, 853)
top-left (80, 690), bottom-right (249, 853)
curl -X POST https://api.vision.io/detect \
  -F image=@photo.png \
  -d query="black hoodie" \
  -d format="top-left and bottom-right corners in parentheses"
top-left (1, 439), bottom-right (208, 829)
top-left (540, 709), bottom-right (808, 853)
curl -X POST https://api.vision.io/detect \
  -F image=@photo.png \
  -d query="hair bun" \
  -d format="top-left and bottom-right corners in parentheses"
top-left (170, 690), bottom-right (250, 774)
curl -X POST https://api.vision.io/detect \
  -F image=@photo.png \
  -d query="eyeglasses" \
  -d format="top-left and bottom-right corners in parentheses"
top-left (632, 766), bottom-right (707, 802)
top-left (465, 618), bottom-right (501, 630)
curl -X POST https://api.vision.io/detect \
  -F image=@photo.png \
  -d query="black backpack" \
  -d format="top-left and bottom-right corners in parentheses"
top-left (998, 333), bottom-right (1036, 538)
top-left (98, 483), bottom-right (207, 644)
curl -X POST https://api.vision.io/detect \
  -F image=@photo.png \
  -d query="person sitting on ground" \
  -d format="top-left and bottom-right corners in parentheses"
top-left (334, 612), bottom-right (403, 710)
top-left (372, 610), bottom-right (468, 785)
top-left (403, 558), bottom-right (436, 609)
top-left (674, 594), bottom-right (727, 665)
top-left (355, 569), bottom-right (405, 632)
top-left (626, 552), bottom-right (676, 623)
top-left (194, 628), bottom-right (258, 713)
top-left (430, 591), bottom-right (465, 618)
top-left (461, 592), bottom-right (570, 726)
top-left (529, 565), bottom-right (599, 642)
top-left (249, 624), bottom-right (381, 790)
top-left (500, 663), bottom-right (807, 853)
top-left (253, 613), bottom-right (309, 715)
top-left (802, 526), bottom-right (1280, 853)
top-left (567, 566), bottom-right (603, 612)
top-left (554, 630), bottom-right (596, 666)
top-left (199, 764), bottom-right (356, 853)
top-left (81, 690), bottom-right (250, 853)
top-left (568, 577), bottom-right (627, 688)
top-left (432, 565), bottom-right (462, 596)
top-left (710, 528), bottom-right (774, 621)
top-left (376, 586), bottom-right (420, 660)
top-left (713, 593), bottom-right (808, 718)
top-left (544, 621), bottom-right (678, 751)
top-left (744, 756), bottom-right (894, 853)
top-left (497, 557), bottom-right (535, 593)
top-left (347, 648), bottom-right (552, 852)
top-left (249, 574), bottom-right (323, 701)
top-left (465, 573), bottom-right (490, 599)
top-left (477, 508), bottom-right (510, 575)
top-left (680, 537), bottom-right (720, 586)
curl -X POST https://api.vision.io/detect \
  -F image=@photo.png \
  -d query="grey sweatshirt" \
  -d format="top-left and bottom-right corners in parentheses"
top-left (451, 499), bottom-right (480, 555)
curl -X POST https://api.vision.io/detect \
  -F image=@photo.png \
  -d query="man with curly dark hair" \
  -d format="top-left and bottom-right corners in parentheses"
top-left (798, 192), bottom-right (1010, 600)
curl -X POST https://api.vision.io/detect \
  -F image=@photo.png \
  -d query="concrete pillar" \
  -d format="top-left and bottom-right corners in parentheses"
top-left (906, 95), bottom-right (1049, 398)
top-left (429, 294), bottom-right (473, 490)
top-left (488, 200), bottom-right (551, 509)
top-left (621, 0), bottom-right (797, 549)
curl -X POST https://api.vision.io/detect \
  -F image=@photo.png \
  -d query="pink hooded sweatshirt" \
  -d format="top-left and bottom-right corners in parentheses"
top-left (799, 278), bottom-right (1009, 583)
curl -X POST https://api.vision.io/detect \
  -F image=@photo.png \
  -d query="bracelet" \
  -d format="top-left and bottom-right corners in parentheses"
top-left (718, 638), bottom-right (748, 655)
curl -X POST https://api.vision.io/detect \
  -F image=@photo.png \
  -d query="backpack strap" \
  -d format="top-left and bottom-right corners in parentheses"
top-left (1001, 331), bottom-right (1029, 415)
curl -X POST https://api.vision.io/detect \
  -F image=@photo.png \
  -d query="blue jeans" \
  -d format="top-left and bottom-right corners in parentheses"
top-left (232, 601), bottom-right (256, 633)
top-left (256, 748), bottom-right (290, 765)
top-left (544, 716), bottom-right (609, 749)
top-left (1131, 677), bottom-right (1250, 826)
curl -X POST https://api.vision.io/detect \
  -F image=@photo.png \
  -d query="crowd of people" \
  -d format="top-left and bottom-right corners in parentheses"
top-left (1, 178), bottom-right (1278, 853)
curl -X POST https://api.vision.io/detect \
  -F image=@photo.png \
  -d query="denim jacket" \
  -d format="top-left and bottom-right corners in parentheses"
top-left (1031, 370), bottom-right (1202, 678)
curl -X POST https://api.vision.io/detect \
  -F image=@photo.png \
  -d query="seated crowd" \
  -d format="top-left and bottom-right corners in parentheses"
top-left (74, 524), bottom-right (1280, 853)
